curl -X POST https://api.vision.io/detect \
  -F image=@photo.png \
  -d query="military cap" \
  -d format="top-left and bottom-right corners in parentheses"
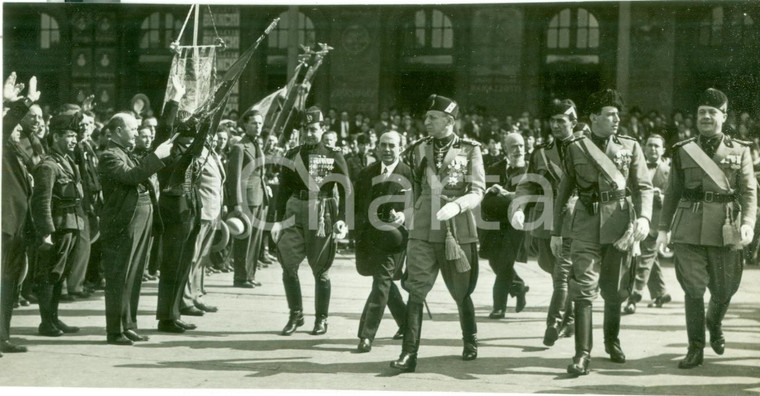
top-left (549, 99), bottom-right (578, 120)
top-left (49, 113), bottom-right (80, 134)
top-left (481, 191), bottom-right (514, 223)
top-left (303, 106), bottom-right (324, 125)
top-left (361, 224), bottom-right (409, 255)
top-left (586, 88), bottom-right (624, 115)
top-left (698, 88), bottom-right (728, 113)
top-left (427, 94), bottom-right (459, 119)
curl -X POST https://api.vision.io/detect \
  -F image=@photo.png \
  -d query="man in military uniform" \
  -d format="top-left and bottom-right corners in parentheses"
top-left (656, 88), bottom-right (756, 369)
top-left (271, 107), bottom-right (350, 336)
top-left (624, 133), bottom-right (671, 314)
top-left (30, 113), bottom-right (87, 337)
top-left (390, 95), bottom-right (485, 373)
top-left (513, 99), bottom-right (579, 346)
top-left (552, 89), bottom-right (653, 376)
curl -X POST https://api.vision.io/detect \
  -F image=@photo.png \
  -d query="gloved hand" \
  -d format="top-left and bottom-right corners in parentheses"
top-left (511, 210), bottom-right (525, 230)
top-left (436, 202), bottom-right (460, 222)
top-left (550, 236), bottom-right (563, 257)
top-left (655, 230), bottom-right (670, 252)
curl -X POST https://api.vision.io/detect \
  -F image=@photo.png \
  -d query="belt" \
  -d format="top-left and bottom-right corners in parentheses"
top-left (683, 189), bottom-right (736, 203)
top-left (136, 191), bottom-right (152, 205)
top-left (294, 190), bottom-right (334, 200)
top-left (598, 189), bottom-right (628, 203)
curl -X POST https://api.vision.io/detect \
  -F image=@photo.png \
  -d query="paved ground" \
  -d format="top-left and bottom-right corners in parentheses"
top-left (1, 252), bottom-right (759, 395)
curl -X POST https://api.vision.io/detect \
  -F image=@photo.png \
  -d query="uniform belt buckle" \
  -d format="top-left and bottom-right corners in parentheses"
top-left (704, 191), bottom-right (714, 203)
top-left (600, 191), bottom-right (610, 203)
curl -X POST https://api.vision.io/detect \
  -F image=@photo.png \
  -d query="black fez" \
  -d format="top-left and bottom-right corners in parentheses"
top-left (549, 99), bottom-right (578, 120)
top-left (586, 88), bottom-right (624, 116)
top-left (303, 106), bottom-right (324, 125)
top-left (698, 88), bottom-right (728, 113)
top-left (427, 94), bottom-right (459, 119)
top-left (480, 191), bottom-right (514, 223)
top-left (49, 113), bottom-right (80, 134)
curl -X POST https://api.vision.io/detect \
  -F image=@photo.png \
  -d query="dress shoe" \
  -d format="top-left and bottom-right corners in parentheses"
top-left (21, 292), bottom-right (38, 304)
top-left (312, 316), bottom-right (328, 335)
top-left (559, 323), bottom-right (574, 338)
top-left (157, 320), bottom-right (186, 333)
top-left (567, 353), bottom-right (591, 376)
top-left (678, 348), bottom-right (704, 369)
top-left (180, 306), bottom-right (205, 316)
top-left (123, 329), bottom-right (150, 342)
top-left (233, 281), bottom-right (254, 289)
top-left (622, 301), bottom-right (636, 315)
top-left (515, 286), bottom-right (529, 313)
top-left (18, 297), bottom-right (30, 307)
top-left (281, 311), bottom-right (304, 336)
top-left (38, 322), bottom-right (63, 337)
top-left (195, 302), bottom-right (218, 313)
top-left (175, 319), bottom-right (197, 330)
top-left (248, 279), bottom-right (262, 287)
top-left (259, 254), bottom-right (273, 265)
top-left (648, 294), bottom-right (672, 308)
top-left (54, 319), bottom-right (80, 334)
top-left (604, 339), bottom-right (626, 363)
top-left (0, 340), bottom-right (28, 353)
top-left (390, 352), bottom-right (417, 372)
top-left (106, 334), bottom-right (134, 346)
top-left (710, 334), bottom-right (726, 355)
top-left (393, 328), bottom-right (404, 340)
top-left (462, 336), bottom-right (478, 361)
top-left (543, 324), bottom-right (560, 347)
top-left (142, 274), bottom-right (150, 282)
top-left (488, 309), bottom-right (506, 319)
top-left (357, 338), bottom-right (372, 353)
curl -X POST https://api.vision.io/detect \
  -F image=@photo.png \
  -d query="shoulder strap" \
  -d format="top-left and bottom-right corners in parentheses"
top-left (681, 141), bottom-right (732, 192)
top-left (577, 138), bottom-right (627, 190)
top-left (539, 147), bottom-right (563, 181)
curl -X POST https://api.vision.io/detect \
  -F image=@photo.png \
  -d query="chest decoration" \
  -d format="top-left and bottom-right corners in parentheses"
top-left (720, 154), bottom-right (741, 170)
top-left (308, 155), bottom-right (335, 184)
top-left (612, 149), bottom-right (632, 172)
top-left (446, 156), bottom-right (468, 187)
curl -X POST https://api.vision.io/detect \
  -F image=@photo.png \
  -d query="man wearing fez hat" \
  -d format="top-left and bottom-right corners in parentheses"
top-left (513, 99), bottom-right (579, 347)
top-left (390, 94), bottom-right (485, 373)
top-left (478, 132), bottom-right (531, 321)
top-left (226, 108), bottom-right (268, 289)
top-left (656, 88), bottom-right (756, 369)
top-left (552, 88), bottom-right (653, 375)
top-left (353, 131), bottom-right (412, 353)
top-left (29, 112), bottom-right (87, 338)
top-left (270, 106), bottom-right (350, 337)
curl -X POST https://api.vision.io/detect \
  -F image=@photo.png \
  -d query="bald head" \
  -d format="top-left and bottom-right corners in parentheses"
top-left (503, 132), bottom-right (525, 168)
top-left (107, 112), bottom-right (139, 149)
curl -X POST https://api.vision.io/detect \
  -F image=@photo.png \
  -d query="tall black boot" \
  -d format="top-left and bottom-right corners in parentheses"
top-left (679, 296), bottom-right (705, 369)
top-left (391, 300), bottom-right (423, 373)
top-left (281, 276), bottom-right (304, 336)
top-left (705, 298), bottom-right (729, 355)
top-left (544, 288), bottom-right (568, 346)
top-left (560, 299), bottom-right (575, 338)
top-left (459, 296), bottom-right (478, 360)
top-left (35, 283), bottom-right (62, 337)
top-left (603, 302), bottom-right (626, 363)
top-left (489, 280), bottom-right (509, 319)
top-left (312, 278), bottom-right (331, 335)
top-left (51, 281), bottom-right (79, 334)
top-left (567, 301), bottom-right (592, 376)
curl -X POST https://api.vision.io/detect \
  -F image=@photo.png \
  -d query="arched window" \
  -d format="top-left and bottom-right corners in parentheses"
top-left (140, 12), bottom-right (182, 50)
top-left (700, 7), bottom-right (755, 46)
top-left (405, 9), bottom-right (453, 50)
top-left (40, 13), bottom-right (60, 49)
top-left (268, 10), bottom-right (316, 50)
top-left (546, 8), bottom-right (599, 50)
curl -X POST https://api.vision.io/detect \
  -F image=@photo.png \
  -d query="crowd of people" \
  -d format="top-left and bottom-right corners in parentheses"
top-left (1, 69), bottom-right (757, 380)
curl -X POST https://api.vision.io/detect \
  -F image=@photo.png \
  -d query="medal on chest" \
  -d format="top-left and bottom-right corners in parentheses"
top-left (308, 154), bottom-right (335, 184)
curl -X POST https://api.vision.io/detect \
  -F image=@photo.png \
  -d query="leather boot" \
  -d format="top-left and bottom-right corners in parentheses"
top-left (312, 278), bottom-right (330, 335)
top-left (35, 283), bottom-right (62, 337)
top-left (603, 302), bottom-right (626, 363)
top-left (489, 281), bottom-right (508, 319)
top-left (459, 297), bottom-right (478, 360)
top-left (679, 296), bottom-right (705, 369)
top-left (706, 298), bottom-right (729, 355)
top-left (391, 300), bottom-right (423, 373)
top-left (51, 281), bottom-right (79, 334)
top-left (560, 300), bottom-right (575, 338)
top-left (281, 276), bottom-right (304, 336)
top-left (567, 301), bottom-right (592, 376)
top-left (544, 288), bottom-right (568, 346)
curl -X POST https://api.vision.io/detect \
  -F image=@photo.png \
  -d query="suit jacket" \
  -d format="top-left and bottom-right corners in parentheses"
top-left (648, 158), bottom-right (670, 237)
top-left (347, 151), bottom-right (378, 181)
top-left (1, 99), bottom-right (34, 236)
top-left (660, 135), bottom-right (756, 246)
top-left (31, 150), bottom-right (87, 236)
top-left (478, 159), bottom-right (526, 258)
top-left (554, 134), bottom-right (653, 244)
top-left (226, 135), bottom-right (268, 209)
top-left (403, 135), bottom-right (485, 244)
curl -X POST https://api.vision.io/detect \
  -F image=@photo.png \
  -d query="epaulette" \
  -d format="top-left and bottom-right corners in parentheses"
top-left (405, 136), bottom-right (432, 151)
top-left (731, 137), bottom-right (752, 146)
top-left (458, 137), bottom-right (481, 147)
top-left (535, 140), bottom-right (554, 150)
top-left (671, 137), bottom-right (696, 150)
top-left (617, 134), bottom-right (638, 141)
top-left (566, 134), bottom-right (586, 145)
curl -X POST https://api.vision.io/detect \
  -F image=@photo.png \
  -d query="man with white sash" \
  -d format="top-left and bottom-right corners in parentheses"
top-left (656, 88), bottom-right (756, 369)
top-left (552, 89), bottom-right (653, 376)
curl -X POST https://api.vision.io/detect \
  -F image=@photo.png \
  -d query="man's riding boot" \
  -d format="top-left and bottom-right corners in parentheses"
top-left (281, 276), bottom-right (304, 336)
top-left (567, 301), bottom-right (592, 376)
top-left (706, 298), bottom-right (729, 355)
top-left (391, 300), bottom-right (423, 373)
top-left (459, 297), bottom-right (478, 360)
top-left (51, 281), bottom-right (79, 334)
top-left (35, 283), bottom-right (62, 337)
top-left (312, 278), bottom-right (330, 335)
top-left (560, 300), bottom-right (575, 338)
top-left (603, 302), bottom-right (626, 363)
top-left (489, 282), bottom-right (508, 319)
top-left (679, 296), bottom-right (705, 369)
top-left (544, 288), bottom-right (568, 346)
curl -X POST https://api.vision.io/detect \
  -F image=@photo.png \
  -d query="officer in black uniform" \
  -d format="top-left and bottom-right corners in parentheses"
top-left (271, 107), bottom-right (350, 336)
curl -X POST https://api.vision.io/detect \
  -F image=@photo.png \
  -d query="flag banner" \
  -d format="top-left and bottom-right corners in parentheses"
top-left (162, 46), bottom-right (217, 122)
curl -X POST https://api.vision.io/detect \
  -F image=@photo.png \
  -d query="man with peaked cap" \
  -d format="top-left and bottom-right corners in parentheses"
top-left (30, 113), bottom-right (88, 337)
top-left (656, 88), bottom-right (756, 369)
top-left (513, 99), bottom-right (579, 346)
top-left (552, 88), bottom-right (653, 376)
top-left (271, 106), bottom-right (350, 336)
top-left (390, 94), bottom-right (485, 373)
top-left (354, 131), bottom-right (411, 353)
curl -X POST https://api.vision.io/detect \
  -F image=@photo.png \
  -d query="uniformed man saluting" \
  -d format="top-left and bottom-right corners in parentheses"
top-left (271, 107), bottom-right (350, 336)
top-left (390, 95), bottom-right (485, 373)
top-left (656, 88), bottom-right (756, 369)
top-left (552, 89), bottom-right (653, 376)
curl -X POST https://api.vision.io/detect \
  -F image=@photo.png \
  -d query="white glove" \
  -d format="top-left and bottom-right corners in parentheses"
top-left (271, 221), bottom-right (282, 244)
top-left (655, 230), bottom-right (670, 252)
top-left (632, 217), bottom-right (650, 242)
top-left (740, 224), bottom-right (754, 246)
top-left (333, 220), bottom-right (348, 239)
top-left (511, 210), bottom-right (525, 230)
top-left (436, 202), bottom-right (461, 222)
top-left (389, 209), bottom-right (405, 227)
top-left (153, 139), bottom-right (174, 159)
top-left (550, 236), bottom-right (563, 257)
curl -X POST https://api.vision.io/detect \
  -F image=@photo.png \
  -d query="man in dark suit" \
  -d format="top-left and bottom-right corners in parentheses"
top-left (0, 72), bottom-right (40, 355)
top-left (354, 131), bottom-right (410, 353)
top-left (99, 112), bottom-right (173, 345)
top-left (346, 133), bottom-right (377, 181)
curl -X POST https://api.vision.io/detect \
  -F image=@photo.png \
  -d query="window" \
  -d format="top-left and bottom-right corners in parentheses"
top-left (268, 10), bottom-right (316, 50)
top-left (547, 8), bottom-right (599, 50)
top-left (40, 13), bottom-right (60, 49)
top-left (701, 7), bottom-right (756, 46)
top-left (406, 9), bottom-right (453, 50)
top-left (140, 12), bottom-right (182, 50)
